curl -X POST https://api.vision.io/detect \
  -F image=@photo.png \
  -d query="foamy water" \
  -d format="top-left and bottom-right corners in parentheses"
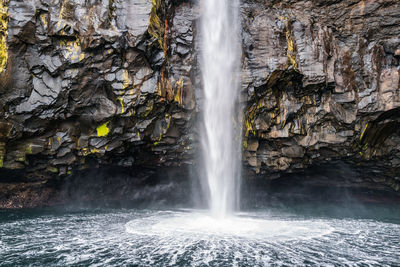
top-left (1, 208), bottom-right (399, 266)
top-left (125, 210), bottom-right (333, 241)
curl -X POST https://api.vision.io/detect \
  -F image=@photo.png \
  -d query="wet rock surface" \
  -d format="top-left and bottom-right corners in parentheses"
top-left (241, 0), bottom-right (400, 194)
top-left (0, 0), bottom-right (399, 207)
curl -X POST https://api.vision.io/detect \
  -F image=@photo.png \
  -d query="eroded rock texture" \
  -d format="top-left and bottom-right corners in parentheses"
top-left (0, 0), bottom-right (399, 207)
top-left (241, 0), bottom-right (400, 192)
top-left (0, 0), bottom-right (199, 207)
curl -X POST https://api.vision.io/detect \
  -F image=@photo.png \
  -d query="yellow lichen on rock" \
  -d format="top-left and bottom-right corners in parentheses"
top-left (360, 123), bottom-right (369, 140)
top-left (47, 166), bottom-right (59, 173)
top-left (117, 97), bottom-right (125, 113)
top-left (148, 0), bottom-right (164, 48)
top-left (286, 31), bottom-right (297, 69)
top-left (56, 0), bottom-right (73, 29)
top-left (59, 1), bottom-right (65, 19)
top-left (174, 78), bottom-right (184, 106)
top-left (244, 118), bottom-right (254, 137)
top-left (40, 13), bottom-right (48, 27)
top-left (26, 143), bottom-right (33, 154)
top-left (82, 147), bottom-right (100, 156)
top-left (97, 121), bottom-right (110, 137)
top-left (280, 16), bottom-right (297, 70)
top-left (122, 69), bottom-right (131, 89)
top-left (243, 140), bottom-right (248, 149)
top-left (0, 0), bottom-right (9, 74)
top-left (244, 103), bottom-right (259, 138)
top-left (60, 39), bottom-right (85, 63)
top-left (58, 0), bottom-right (74, 20)
top-left (39, 12), bottom-right (49, 31)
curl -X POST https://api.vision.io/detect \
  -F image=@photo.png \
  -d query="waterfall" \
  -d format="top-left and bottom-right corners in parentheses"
top-left (200, 0), bottom-right (242, 217)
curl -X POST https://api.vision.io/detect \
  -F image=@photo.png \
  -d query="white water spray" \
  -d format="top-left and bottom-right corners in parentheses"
top-left (200, 0), bottom-right (241, 217)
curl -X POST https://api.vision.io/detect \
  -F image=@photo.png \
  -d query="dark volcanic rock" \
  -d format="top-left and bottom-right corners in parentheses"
top-left (0, 0), bottom-right (399, 207)
top-left (241, 0), bottom-right (400, 194)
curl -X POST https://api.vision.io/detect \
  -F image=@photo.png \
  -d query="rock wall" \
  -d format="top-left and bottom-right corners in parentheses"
top-left (241, 0), bottom-right (400, 192)
top-left (0, 0), bottom-right (399, 207)
top-left (0, 0), bottom-right (197, 176)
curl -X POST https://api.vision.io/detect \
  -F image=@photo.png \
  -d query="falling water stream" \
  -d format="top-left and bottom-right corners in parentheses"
top-left (201, 0), bottom-right (241, 217)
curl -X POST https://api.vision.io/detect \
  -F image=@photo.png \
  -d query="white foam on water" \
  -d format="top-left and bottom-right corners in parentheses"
top-left (1, 209), bottom-right (399, 266)
top-left (124, 210), bottom-right (336, 265)
top-left (125, 210), bottom-right (333, 241)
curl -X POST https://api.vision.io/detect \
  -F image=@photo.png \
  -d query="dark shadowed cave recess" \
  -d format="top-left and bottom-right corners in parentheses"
top-left (1, 160), bottom-right (400, 209)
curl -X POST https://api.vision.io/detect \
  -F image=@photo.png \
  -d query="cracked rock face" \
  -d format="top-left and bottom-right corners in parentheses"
top-left (0, 0), bottom-right (399, 207)
top-left (241, 0), bottom-right (400, 193)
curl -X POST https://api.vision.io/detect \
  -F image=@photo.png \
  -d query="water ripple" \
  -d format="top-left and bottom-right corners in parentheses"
top-left (0, 209), bottom-right (399, 266)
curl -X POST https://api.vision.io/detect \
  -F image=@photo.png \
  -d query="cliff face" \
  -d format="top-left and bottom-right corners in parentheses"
top-left (0, 0), bottom-right (399, 208)
top-left (241, 0), bottom-right (400, 189)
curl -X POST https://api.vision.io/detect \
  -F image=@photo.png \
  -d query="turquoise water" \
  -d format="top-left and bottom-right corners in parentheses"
top-left (1, 204), bottom-right (399, 266)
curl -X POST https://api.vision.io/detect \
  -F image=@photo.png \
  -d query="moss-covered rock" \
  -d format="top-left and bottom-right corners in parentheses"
top-left (0, 0), bottom-right (8, 73)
